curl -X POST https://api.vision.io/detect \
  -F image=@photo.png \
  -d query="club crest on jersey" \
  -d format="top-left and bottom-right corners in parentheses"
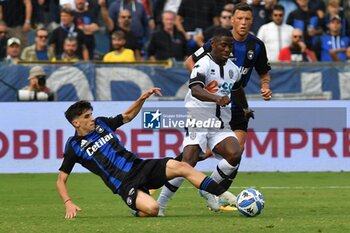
top-left (210, 69), bottom-right (215, 75)
top-left (189, 132), bottom-right (196, 140)
top-left (229, 70), bottom-right (234, 79)
top-left (247, 50), bottom-right (254, 60)
top-left (95, 125), bottom-right (104, 133)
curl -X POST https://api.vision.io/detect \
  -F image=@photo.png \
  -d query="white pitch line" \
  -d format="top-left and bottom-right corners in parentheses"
top-left (256, 186), bottom-right (350, 190)
top-left (178, 186), bottom-right (350, 190)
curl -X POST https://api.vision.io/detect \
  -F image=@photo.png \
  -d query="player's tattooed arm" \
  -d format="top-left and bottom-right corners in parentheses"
top-left (259, 73), bottom-right (272, 101)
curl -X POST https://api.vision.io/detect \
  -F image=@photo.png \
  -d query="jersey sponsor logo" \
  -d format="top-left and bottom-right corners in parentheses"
top-left (210, 69), bottom-right (215, 75)
top-left (95, 125), bottom-right (104, 133)
top-left (247, 50), bottom-right (254, 60)
top-left (205, 80), bottom-right (219, 93)
top-left (239, 66), bottom-right (251, 75)
top-left (86, 133), bottom-right (114, 156)
top-left (205, 80), bottom-right (234, 95)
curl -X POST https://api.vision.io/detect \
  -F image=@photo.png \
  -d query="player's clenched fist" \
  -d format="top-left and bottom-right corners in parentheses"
top-left (216, 96), bottom-right (230, 106)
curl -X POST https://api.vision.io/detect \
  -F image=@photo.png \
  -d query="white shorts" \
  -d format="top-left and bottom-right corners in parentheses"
top-left (182, 128), bottom-right (237, 155)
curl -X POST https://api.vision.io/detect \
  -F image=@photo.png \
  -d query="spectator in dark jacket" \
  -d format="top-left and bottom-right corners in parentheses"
top-left (0, 21), bottom-right (9, 61)
top-left (148, 11), bottom-right (188, 61)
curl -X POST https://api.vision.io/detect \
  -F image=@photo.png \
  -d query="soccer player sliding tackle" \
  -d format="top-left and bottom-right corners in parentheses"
top-left (56, 87), bottom-right (236, 218)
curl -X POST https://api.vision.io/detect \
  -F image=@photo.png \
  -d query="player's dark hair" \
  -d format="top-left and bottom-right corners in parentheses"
top-left (212, 27), bottom-right (233, 40)
top-left (272, 4), bottom-right (285, 13)
top-left (65, 100), bottom-right (93, 123)
top-left (232, 3), bottom-right (252, 15)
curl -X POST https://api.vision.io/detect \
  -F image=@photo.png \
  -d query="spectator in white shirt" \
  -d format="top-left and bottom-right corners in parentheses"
top-left (257, 4), bottom-right (294, 62)
top-left (60, 0), bottom-right (77, 10)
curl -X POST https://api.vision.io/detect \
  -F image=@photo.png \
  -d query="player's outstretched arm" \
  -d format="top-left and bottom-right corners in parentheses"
top-left (122, 87), bottom-right (162, 123)
top-left (56, 171), bottom-right (81, 219)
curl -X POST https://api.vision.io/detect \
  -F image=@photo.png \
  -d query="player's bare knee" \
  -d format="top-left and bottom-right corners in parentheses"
top-left (179, 161), bottom-right (192, 169)
top-left (146, 203), bottom-right (159, 217)
top-left (177, 161), bottom-right (192, 175)
top-left (226, 148), bottom-right (242, 165)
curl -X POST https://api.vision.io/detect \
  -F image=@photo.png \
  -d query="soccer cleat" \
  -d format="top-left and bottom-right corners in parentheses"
top-left (219, 191), bottom-right (237, 207)
top-left (158, 206), bottom-right (165, 217)
top-left (219, 205), bottom-right (237, 211)
top-left (199, 190), bottom-right (220, 212)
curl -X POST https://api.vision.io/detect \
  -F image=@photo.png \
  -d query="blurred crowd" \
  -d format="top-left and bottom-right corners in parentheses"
top-left (1, 0), bottom-right (350, 64)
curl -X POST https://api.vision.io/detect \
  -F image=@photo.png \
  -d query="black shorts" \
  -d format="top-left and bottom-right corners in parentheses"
top-left (119, 157), bottom-right (171, 210)
top-left (229, 107), bottom-right (248, 132)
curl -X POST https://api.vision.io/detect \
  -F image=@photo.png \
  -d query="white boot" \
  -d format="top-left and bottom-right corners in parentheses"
top-left (199, 190), bottom-right (220, 212)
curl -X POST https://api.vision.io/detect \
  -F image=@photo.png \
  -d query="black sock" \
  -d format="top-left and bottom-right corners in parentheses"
top-left (219, 169), bottom-right (238, 190)
top-left (220, 179), bottom-right (233, 190)
top-left (200, 176), bottom-right (226, 196)
top-left (164, 181), bottom-right (179, 192)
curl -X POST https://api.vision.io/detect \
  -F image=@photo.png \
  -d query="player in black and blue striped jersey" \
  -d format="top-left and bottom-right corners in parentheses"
top-left (57, 87), bottom-right (236, 219)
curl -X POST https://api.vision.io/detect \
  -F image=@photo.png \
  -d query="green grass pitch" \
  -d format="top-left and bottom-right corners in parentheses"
top-left (1, 172), bottom-right (349, 233)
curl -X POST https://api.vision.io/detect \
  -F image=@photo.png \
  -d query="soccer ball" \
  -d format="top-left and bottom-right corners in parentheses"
top-left (236, 188), bottom-right (265, 217)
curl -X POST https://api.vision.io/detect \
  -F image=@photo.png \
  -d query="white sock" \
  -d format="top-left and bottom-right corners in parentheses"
top-left (210, 159), bottom-right (238, 183)
top-left (157, 177), bottom-right (185, 209)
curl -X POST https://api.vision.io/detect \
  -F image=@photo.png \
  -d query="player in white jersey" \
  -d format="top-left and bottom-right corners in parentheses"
top-left (182, 42), bottom-right (241, 157)
top-left (157, 28), bottom-right (250, 216)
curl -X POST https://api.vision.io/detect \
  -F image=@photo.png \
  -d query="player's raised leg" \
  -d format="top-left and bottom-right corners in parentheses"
top-left (157, 145), bottom-right (201, 216)
top-left (217, 130), bottom-right (246, 190)
top-left (165, 160), bottom-right (236, 208)
top-left (196, 135), bottom-right (240, 208)
top-left (211, 136), bottom-right (241, 186)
